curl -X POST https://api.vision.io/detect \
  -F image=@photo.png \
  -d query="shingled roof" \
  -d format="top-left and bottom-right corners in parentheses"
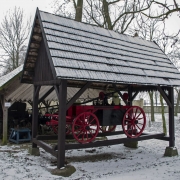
top-left (21, 9), bottom-right (180, 88)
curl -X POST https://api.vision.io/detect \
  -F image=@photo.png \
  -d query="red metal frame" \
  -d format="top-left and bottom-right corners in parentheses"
top-left (45, 105), bottom-right (146, 143)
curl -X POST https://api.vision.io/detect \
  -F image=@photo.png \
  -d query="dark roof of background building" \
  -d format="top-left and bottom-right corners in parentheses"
top-left (0, 65), bottom-right (100, 102)
top-left (0, 65), bottom-right (23, 91)
top-left (21, 9), bottom-right (180, 87)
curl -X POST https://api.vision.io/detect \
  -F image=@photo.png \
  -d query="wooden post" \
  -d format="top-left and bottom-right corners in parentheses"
top-left (164, 87), bottom-right (178, 157)
top-left (32, 85), bottom-right (41, 148)
top-left (168, 87), bottom-right (175, 147)
top-left (57, 80), bottom-right (67, 169)
top-left (128, 86), bottom-right (132, 106)
top-left (124, 86), bottom-right (138, 148)
top-left (1, 95), bottom-right (8, 145)
top-left (2, 107), bottom-right (8, 145)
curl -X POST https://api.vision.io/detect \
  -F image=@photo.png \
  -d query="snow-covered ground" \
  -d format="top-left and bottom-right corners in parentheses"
top-left (0, 114), bottom-right (180, 180)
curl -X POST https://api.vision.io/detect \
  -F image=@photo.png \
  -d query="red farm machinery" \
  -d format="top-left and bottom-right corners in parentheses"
top-left (44, 92), bottom-right (146, 144)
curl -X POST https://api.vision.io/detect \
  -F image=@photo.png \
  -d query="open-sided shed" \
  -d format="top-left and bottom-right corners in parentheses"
top-left (0, 66), bottom-right (100, 143)
top-left (21, 8), bottom-right (180, 169)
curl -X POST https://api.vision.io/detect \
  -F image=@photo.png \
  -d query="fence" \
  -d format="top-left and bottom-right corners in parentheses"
top-left (132, 99), bottom-right (180, 113)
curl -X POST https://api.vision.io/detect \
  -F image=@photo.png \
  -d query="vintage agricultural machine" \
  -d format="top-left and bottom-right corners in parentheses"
top-left (45, 92), bottom-right (146, 144)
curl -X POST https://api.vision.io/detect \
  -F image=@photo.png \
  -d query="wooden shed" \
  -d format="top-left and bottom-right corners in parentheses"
top-left (21, 8), bottom-right (180, 169)
top-left (0, 65), bottom-right (100, 143)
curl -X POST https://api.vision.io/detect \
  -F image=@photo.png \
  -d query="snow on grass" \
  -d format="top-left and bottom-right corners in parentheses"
top-left (0, 113), bottom-right (180, 180)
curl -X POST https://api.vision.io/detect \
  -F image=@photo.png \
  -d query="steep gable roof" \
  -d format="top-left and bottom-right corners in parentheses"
top-left (21, 9), bottom-right (180, 87)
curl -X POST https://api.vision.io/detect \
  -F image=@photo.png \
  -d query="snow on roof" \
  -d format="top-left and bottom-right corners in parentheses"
top-left (21, 9), bottom-right (180, 86)
top-left (0, 65), bottom-right (23, 89)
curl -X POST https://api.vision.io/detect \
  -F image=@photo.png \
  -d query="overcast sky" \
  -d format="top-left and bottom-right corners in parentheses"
top-left (0, 0), bottom-right (54, 24)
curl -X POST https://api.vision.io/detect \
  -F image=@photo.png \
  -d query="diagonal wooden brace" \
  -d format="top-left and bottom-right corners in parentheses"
top-left (157, 85), bottom-right (172, 108)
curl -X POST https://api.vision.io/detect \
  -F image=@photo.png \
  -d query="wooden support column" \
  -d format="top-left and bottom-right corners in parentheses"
top-left (128, 86), bottom-right (132, 106)
top-left (168, 87), bottom-right (175, 147)
top-left (1, 95), bottom-right (8, 145)
top-left (124, 86), bottom-right (138, 148)
top-left (57, 80), bottom-right (67, 169)
top-left (32, 85), bottom-right (41, 148)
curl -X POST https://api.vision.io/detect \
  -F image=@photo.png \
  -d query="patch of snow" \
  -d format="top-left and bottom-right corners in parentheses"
top-left (0, 113), bottom-right (180, 180)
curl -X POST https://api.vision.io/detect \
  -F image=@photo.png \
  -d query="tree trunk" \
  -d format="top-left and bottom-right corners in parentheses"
top-left (75, 0), bottom-right (83, 22)
top-left (160, 95), bottom-right (167, 135)
top-left (102, 0), bottom-right (113, 30)
top-left (148, 91), bottom-right (155, 121)
top-left (155, 91), bottom-right (158, 106)
top-left (175, 89), bottom-right (180, 116)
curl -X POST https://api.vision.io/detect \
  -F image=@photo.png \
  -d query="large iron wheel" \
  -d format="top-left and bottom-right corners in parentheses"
top-left (72, 112), bottom-right (99, 144)
top-left (122, 106), bottom-right (146, 138)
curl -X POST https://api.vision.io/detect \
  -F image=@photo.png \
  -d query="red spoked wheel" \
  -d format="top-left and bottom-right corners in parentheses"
top-left (51, 124), bottom-right (72, 135)
top-left (122, 106), bottom-right (146, 138)
top-left (100, 125), bottom-right (116, 132)
top-left (72, 112), bottom-right (99, 144)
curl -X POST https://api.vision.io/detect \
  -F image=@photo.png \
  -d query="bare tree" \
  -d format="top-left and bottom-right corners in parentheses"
top-left (142, 0), bottom-right (180, 21)
top-left (132, 10), bottom-right (180, 134)
top-left (157, 32), bottom-right (177, 135)
top-left (0, 7), bottom-right (30, 74)
top-left (82, 0), bottom-right (157, 33)
top-left (74, 0), bottom-right (84, 21)
top-left (53, 0), bottom-right (158, 34)
top-left (132, 12), bottom-right (165, 122)
top-left (53, 0), bottom-right (84, 22)
top-left (167, 34), bottom-right (180, 116)
top-left (52, 0), bottom-right (180, 35)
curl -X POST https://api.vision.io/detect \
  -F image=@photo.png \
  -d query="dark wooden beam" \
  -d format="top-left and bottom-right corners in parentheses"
top-left (112, 84), bottom-right (128, 105)
top-left (36, 131), bottom-right (125, 141)
top-left (32, 138), bottom-right (57, 157)
top-left (142, 133), bottom-right (170, 141)
top-left (128, 86), bottom-right (132, 106)
top-left (65, 133), bottom-right (165, 150)
top-left (35, 85), bottom-right (41, 97)
top-left (132, 85), bottom-right (157, 92)
top-left (34, 80), bottom-right (61, 86)
top-left (57, 80), bottom-right (67, 169)
top-left (66, 130), bottom-right (124, 140)
top-left (131, 91), bottom-right (139, 101)
top-left (168, 87), bottom-right (175, 147)
top-left (66, 82), bottom-right (92, 110)
top-left (41, 100), bottom-right (49, 108)
top-left (38, 86), bottom-right (54, 103)
top-left (157, 85), bottom-right (172, 108)
top-left (28, 100), bottom-right (33, 106)
top-left (36, 135), bottom-right (58, 140)
top-left (54, 85), bottom-right (59, 97)
top-left (155, 136), bottom-right (170, 141)
top-left (32, 85), bottom-right (41, 148)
